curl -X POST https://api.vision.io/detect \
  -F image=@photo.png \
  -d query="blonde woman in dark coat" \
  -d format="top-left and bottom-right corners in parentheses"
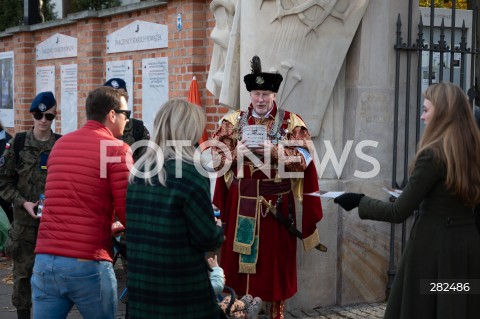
top-left (334, 82), bottom-right (480, 319)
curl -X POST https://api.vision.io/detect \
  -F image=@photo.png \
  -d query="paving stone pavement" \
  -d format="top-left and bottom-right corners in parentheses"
top-left (282, 302), bottom-right (386, 319)
top-left (0, 258), bottom-right (386, 318)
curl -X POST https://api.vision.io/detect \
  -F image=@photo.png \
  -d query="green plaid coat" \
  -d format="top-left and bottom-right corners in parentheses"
top-left (126, 160), bottom-right (224, 319)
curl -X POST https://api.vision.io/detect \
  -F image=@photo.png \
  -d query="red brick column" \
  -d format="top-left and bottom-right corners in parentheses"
top-left (12, 31), bottom-right (36, 132)
top-left (76, 17), bottom-right (105, 127)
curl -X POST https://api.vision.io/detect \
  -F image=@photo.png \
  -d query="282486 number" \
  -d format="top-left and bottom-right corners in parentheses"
top-left (420, 279), bottom-right (479, 294)
top-left (430, 282), bottom-right (470, 292)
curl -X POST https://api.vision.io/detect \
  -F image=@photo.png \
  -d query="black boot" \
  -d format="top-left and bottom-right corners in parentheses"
top-left (17, 309), bottom-right (30, 319)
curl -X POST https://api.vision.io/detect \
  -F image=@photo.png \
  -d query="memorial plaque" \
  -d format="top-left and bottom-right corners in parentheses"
top-left (36, 65), bottom-right (56, 129)
top-left (36, 66), bottom-right (55, 94)
top-left (142, 57), bottom-right (169, 134)
top-left (60, 64), bottom-right (77, 134)
top-left (0, 51), bottom-right (14, 127)
top-left (36, 33), bottom-right (77, 61)
top-left (107, 20), bottom-right (168, 54)
top-left (106, 60), bottom-right (134, 110)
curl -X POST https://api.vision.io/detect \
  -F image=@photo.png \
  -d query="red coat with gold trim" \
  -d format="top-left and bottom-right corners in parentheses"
top-left (212, 103), bottom-right (323, 301)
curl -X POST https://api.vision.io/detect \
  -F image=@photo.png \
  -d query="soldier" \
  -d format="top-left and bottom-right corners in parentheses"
top-left (103, 78), bottom-right (150, 162)
top-left (0, 92), bottom-right (60, 319)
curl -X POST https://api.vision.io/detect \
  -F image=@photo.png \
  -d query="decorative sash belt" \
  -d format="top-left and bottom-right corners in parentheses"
top-left (233, 177), bottom-right (291, 274)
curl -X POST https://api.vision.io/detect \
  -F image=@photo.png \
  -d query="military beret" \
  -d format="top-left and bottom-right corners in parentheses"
top-left (244, 55), bottom-right (283, 93)
top-left (30, 92), bottom-right (56, 113)
top-left (104, 78), bottom-right (127, 92)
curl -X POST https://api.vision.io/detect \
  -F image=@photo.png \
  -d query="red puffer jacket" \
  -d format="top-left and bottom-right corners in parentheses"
top-left (35, 120), bottom-right (131, 262)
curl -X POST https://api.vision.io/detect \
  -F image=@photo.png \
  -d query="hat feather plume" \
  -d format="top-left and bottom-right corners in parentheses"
top-left (251, 56), bottom-right (262, 74)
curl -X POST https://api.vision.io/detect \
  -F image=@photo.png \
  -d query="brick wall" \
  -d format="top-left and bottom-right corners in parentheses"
top-left (0, 0), bottom-right (229, 138)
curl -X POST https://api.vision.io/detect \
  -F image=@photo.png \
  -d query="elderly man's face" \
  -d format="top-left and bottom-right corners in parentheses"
top-left (250, 90), bottom-right (275, 118)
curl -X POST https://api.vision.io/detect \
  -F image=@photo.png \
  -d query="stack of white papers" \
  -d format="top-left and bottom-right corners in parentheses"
top-left (382, 187), bottom-right (402, 198)
top-left (305, 187), bottom-right (403, 199)
top-left (304, 191), bottom-right (345, 199)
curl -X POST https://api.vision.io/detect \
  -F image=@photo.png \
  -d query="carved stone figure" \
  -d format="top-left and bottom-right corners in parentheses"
top-left (206, 0), bottom-right (237, 100)
top-left (207, 0), bottom-right (370, 136)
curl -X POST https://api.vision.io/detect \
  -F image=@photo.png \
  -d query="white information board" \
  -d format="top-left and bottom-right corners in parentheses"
top-left (106, 60), bottom-right (134, 110)
top-left (0, 51), bottom-right (14, 127)
top-left (142, 57), bottom-right (169, 134)
top-left (60, 64), bottom-right (78, 134)
top-left (36, 66), bottom-right (56, 130)
top-left (36, 66), bottom-right (55, 94)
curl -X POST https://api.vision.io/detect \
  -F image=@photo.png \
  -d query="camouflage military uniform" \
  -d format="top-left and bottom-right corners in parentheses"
top-left (0, 129), bottom-right (59, 311)
top-left (120, 118), bottom-right (150, 162)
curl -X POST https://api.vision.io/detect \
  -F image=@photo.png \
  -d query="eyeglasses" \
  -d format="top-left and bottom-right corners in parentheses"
top-left (33, 112), bottom-right (56, 121)
top-left (114, 109), bottom-right (131, 120)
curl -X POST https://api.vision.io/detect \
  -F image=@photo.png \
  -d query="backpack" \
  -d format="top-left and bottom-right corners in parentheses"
top-left (13, 131), bottom-right (62, 166)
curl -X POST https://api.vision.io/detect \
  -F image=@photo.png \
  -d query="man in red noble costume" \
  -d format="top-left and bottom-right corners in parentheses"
top-left (212, 56), bottom-right (324, 319)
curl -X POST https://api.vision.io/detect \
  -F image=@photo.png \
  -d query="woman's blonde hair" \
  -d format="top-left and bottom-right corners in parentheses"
top-left (129, 99), bottom-right (206, 186)
top-left (415, 82), bottom-right (480, 206)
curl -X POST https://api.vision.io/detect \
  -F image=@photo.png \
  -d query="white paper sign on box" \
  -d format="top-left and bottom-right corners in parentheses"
top-left (242, 125), bottom-right (267, 148)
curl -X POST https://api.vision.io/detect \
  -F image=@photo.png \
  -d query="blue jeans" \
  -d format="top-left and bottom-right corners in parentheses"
top-left (31, 254), bottom-right (117, 319)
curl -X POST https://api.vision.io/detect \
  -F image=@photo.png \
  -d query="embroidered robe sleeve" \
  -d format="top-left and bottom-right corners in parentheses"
top-left (212, 120), bottom-right (238, 171)
top-left (271, 124), bottom-right (311, 172)
top-left (212, 115), bottom-right (312, 172)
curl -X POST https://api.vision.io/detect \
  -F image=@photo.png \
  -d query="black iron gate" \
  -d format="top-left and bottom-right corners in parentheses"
top-left (390, 0), bottom-right (479, 298)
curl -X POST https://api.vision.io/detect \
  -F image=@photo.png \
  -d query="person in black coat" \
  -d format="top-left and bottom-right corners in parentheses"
top-left (473, 106), bottom-right (480, 234)
top-left (335, 83), bottom-right (480, 319)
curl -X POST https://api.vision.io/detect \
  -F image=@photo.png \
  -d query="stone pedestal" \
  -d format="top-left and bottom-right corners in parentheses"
top-left (207, 0), bottom-right (418, 310)
top-left (290, 0), bottom-right (418, 310)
